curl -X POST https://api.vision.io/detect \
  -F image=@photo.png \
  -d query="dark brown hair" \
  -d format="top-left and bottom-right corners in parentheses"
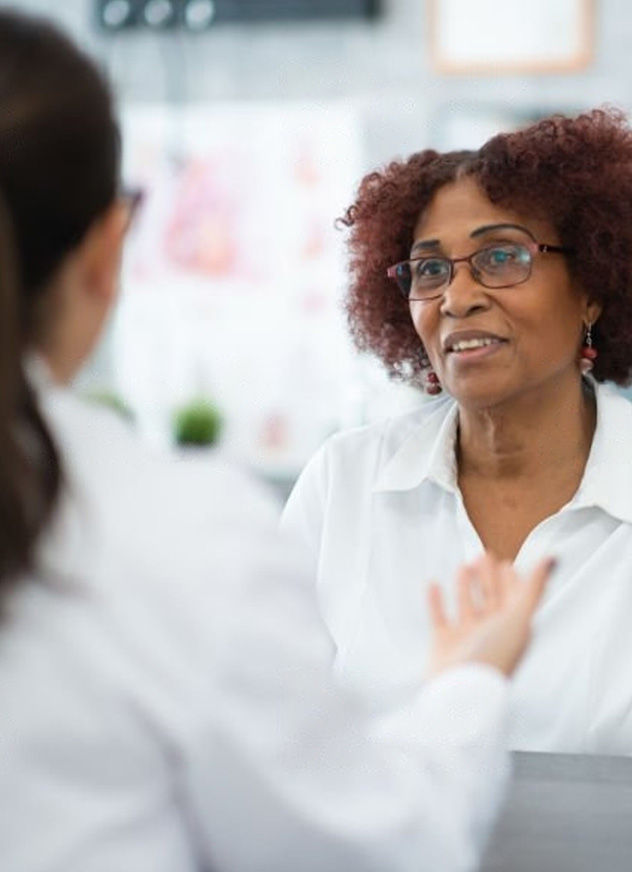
top-left (340, 108), bottom-right (632, 386)
top-left (0, 9), bottom-right (120, 597)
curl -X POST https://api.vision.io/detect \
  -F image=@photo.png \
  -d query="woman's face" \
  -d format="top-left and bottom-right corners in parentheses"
top-left (410, 175), bottom-right (599, 410)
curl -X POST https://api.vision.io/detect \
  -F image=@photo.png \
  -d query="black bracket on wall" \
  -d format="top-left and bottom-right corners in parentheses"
top-left (96, 0), bottom-right (381, 32)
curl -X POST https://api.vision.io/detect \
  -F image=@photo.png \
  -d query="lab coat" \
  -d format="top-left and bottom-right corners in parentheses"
top-left (282, 383), bottom-right (632, 753)
top-left (0, 380), bottom-right (509, 872)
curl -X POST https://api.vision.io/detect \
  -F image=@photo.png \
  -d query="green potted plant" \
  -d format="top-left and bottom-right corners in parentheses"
top-left (173, 397), bottom-right (223, 448)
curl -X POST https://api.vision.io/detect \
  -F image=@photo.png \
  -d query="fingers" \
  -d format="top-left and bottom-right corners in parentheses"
top-left (456, 564), bottom-right (479, 622)
top-left (476, 552), bottom-right (503, 611)
top-left (475, 551), bottom-right (555, 612)
top-left (521, 556), bottom-right (556, 611)
top-left (454, 556), bottom-right (504, 621)
top-left (497, 558), bottom-right (516, 605)
top-left (427, 582), bottom-right (448, 629)
top-left (459, 551), bottom-right (555, 617)
top-left (427, 552), bottom-right (555, 633)
top-left (426, 553), bottom-right (557, 680)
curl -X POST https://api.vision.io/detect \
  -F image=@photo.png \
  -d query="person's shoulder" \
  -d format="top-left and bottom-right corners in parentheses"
top-left (29, 388), bottom-right (295, 720)
top-left (41, 386), bottom-right (281, 572)
top-left (46, 386), bottom-right (269, 498)
top-left (592, 382), bottom-right (632, 456)
top-left (320, 393), bottom-right (455, 465)
top-left (596, 381), bottom-right (632, 418)
top-left (42, 386), bottom-right (147, 471)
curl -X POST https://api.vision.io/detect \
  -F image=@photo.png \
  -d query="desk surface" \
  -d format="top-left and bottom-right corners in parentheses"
top-left (481, 751), bottom-right (632, 871)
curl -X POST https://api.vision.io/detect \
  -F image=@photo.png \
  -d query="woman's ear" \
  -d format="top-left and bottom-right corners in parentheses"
top-left (77, 200), bottom-right (130, 304)
top-left (33, 199), bottom-right (132, 384)
top-left (585, 300), bottom-right (603, 327)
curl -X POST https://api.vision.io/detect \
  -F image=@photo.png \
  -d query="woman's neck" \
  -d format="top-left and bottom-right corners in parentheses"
top-left (456, 377), bottom-right (596, 483)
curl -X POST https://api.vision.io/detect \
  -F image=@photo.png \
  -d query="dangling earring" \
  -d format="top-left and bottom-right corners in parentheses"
top-left (579, 322), bottom-right (598, 375)
top-left (424, 368), bottom-right (442, 396)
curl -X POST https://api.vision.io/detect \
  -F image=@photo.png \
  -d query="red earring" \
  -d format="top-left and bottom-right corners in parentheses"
top-left (580, 322), bottom-right (597, 375)
top-left (425, 369), bottom-right (442, 396)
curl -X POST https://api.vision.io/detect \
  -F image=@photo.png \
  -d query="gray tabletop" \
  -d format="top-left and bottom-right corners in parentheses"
top-left (480, 751), bottom-right (632, 871)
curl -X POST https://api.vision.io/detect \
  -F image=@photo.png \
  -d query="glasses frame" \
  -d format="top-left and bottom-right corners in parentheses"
top-left (120, 185), bottom-right (145, 228)
top-left (386, 240), bottom-right (570, 302)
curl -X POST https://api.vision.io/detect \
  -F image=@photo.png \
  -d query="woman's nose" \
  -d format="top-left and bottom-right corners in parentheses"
top-left (439, 263), bottom-right (490, 317)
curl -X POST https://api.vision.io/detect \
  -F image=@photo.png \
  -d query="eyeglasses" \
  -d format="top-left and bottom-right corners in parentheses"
top-left (387, 240), bottom-right (570, 302)
top-left (120, 185), bottom-right (144, 228)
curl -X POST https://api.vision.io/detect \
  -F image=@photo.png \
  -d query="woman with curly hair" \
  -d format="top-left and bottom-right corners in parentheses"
top-left (283, 107), bottom-right (632, 752)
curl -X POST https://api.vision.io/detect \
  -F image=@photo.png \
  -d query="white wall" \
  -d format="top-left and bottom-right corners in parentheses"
top-left (9, 0), bottom-right (632, 170)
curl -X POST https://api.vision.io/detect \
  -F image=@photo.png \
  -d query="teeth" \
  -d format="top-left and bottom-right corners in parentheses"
top-left (451, 338), bottom-right (499, 352)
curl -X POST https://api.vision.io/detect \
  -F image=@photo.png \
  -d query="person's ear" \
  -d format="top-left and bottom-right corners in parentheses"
top-left (76, 200), bottom-right (130, 304)
top-left (585, 299), bottom-right (603, 327)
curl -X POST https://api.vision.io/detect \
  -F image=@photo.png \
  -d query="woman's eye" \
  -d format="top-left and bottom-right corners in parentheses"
top-left (490, 247), bottom-right (515, 264)
top-left (479, 244), bottom-right (527, 270)
top-left (416, 258), bottom-right (448, 278)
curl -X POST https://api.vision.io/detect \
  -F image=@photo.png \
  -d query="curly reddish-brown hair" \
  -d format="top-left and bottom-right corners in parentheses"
top-left (339, 107), bottom-right (632, 386)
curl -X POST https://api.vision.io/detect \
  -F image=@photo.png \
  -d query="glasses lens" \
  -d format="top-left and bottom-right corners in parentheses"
top-left (410, 257), bottom-right (451, 298)
top-left (391, 261), bottom-right (412, 297)
top-left (472, 243), bottom-right (532, 288)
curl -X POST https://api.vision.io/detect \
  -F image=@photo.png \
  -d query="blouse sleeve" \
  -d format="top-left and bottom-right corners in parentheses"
top-left (280, 441), bottom-right (330, 573)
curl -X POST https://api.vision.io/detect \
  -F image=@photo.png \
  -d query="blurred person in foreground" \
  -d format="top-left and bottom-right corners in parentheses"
top-left (283, 107), bottom-right (632, 752)
top-left (0, 9), bottom-right (552, 872)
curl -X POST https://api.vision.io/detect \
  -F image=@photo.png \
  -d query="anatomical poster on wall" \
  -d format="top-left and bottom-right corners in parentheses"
top-left (112, 101), bottom-right (365, 478)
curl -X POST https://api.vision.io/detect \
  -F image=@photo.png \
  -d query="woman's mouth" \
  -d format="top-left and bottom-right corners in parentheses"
top-left (449, 337), bottom-right (504, 354)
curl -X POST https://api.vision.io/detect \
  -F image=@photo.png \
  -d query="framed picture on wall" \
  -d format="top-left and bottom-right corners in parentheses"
top-left (429, 0), bottom-right (595, 74)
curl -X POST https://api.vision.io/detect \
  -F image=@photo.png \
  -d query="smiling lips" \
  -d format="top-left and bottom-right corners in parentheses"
top-left (443, 332), bottom-right (507, 354)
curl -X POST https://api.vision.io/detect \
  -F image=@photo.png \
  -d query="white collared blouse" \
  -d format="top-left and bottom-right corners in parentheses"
top-left (282, 382), bottom-right (632, 754)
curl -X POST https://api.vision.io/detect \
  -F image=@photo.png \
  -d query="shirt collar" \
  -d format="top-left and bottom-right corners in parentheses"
top-left (573, 383), bottom-right (632, 524)
top-left (373, 383), bottom-right (632, 525)
top-left (374, 399), bottom-right (459, 494)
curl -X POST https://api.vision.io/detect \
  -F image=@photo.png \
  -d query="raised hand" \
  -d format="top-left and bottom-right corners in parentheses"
top-left (425, 552), bottom-right (555, 681)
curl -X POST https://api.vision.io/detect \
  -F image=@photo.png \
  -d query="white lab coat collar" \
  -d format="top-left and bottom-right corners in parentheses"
top-left (23, 351), bottom-right (57, 393)
top-left (373, 382), bottom-right (632, 526)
